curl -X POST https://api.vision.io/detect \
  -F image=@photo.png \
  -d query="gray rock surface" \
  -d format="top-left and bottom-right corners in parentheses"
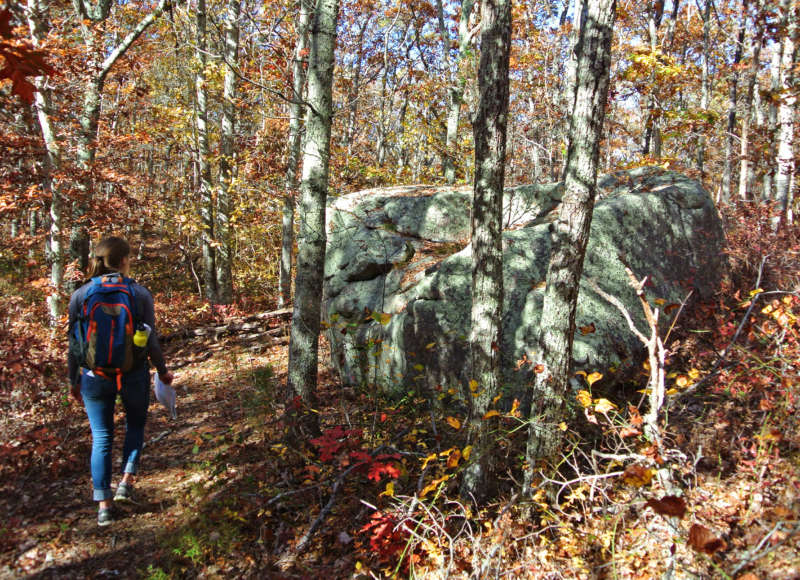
top-left (323, 167), bottom-right (725, 397)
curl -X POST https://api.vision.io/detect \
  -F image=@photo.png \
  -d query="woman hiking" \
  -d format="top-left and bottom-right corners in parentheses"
top-left (68, 235), bottom-right (174, 526)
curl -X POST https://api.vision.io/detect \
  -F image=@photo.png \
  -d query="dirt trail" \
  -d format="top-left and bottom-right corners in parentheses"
top-left (1, 338), bottom-right (287, 579)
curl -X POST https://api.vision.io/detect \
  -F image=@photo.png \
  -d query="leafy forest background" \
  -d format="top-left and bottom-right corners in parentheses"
top-left (1, 0), bottom-right (800, 577)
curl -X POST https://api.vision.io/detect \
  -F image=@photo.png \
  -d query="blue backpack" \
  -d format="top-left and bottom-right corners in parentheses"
top-left (72, 275), bottom-right (142, 388)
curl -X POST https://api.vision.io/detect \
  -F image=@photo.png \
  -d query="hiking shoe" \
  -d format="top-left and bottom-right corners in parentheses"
top-left (114, 482), bottom-right (134, 503)
top-left (98, 508), bottom-right (114, 527)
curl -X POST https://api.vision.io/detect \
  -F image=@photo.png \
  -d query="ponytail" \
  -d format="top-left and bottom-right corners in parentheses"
top-left (90, 236), bottom-right (131, 278)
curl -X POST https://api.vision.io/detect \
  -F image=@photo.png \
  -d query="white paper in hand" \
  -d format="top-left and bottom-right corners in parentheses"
top-left (154, 372), bottom-right (177, 419)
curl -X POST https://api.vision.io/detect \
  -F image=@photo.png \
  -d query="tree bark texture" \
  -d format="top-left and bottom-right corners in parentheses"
top-left (739, 0), bottom-right (765, 201)
top-left (288, 0), bottom-right (340, 415)
top-left (721, 0), bottom-right (748, 203)
top-left (437, 0), bottom-right (476, 184)
top-left (69, 0), bottom-right (168, 279)
top-left (279, 0), bottom-right (312, 309)
top-left (26, 0), bottom-right (64, 324)
top-left (216, 0), bottom-right (241, 304)
top-left (775, 0), bottom-right (798, 226)
top-left (195, 0), bottom-right (217, 303)
top-left (525, 0), bottom-right (616, 481)
top-left (460, 0), bottom-right (511, 501)
top-left (697, 0), bottom-right (711, 177)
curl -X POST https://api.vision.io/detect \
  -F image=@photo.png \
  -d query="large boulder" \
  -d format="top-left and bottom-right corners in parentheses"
top-left (323, 167), bottom-right (725, 397)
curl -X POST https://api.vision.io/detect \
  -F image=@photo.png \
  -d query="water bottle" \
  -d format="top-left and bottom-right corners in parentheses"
top-left (133, 323), bottom-right (151, 348)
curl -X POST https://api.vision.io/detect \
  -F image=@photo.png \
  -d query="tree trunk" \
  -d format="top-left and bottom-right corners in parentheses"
top-left (460, 0), bottom-right (511, 501)
top-left (279, 0), bottom-right (312, 309)
top-left (68, 0), bottom-right (168, 279)
top-left (288, 0), bottom-right (340, 432)
top-left (697, 0), bottom-right (712, 177)
top-left (642, 1), bottom-right (663, 158)
top-left (764, 43), bottom-right (781, 200)
top-left (195, 0), bottom-right (217, 303)
top-left (775, 0), bottom-right (797, 227)
top-left (437, 0), bottom-right (477, 184)
top-left (525, 0), bottom-right (616, 483)
top-left (215, 0), bottom-right (241, 304)
top-left (739, 0), bottom-right (765, 201)
top-left (721, 0), bottom-right (748, 203)
top-left (26, 0), bottom-right (63, 324)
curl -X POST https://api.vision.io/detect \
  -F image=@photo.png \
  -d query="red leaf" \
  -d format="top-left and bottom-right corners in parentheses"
top-left (645, 495), bottom-right (687, 519)
top-left (688, 524), bottom-right (727, 554)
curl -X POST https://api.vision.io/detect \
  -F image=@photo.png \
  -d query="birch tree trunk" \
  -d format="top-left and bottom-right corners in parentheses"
top-left (721, 0), bottom-right (748, 203)
top-left (70, 0), bottom-right (168, 280)
top-left (437, 0), bottom-right (477, 184)
top-left (525, 0), bottom-right (616, 484)
top-left (775, 0), bottom-right (798, 227)
top-left (26, 0), bottom-right (63, 324)
top-left (460, 0), bottom-right (511, 501)
top-left (764, 43), bottom-right (781, 201)
top-left (195, 0), bottom-right (217, 303)
top-left (642, 1), bottom-right (663, 158)
top-left (739, 0), bottom-right (765, 201)
top-left (215, 0), bottom-right (241, 304)
top-left (288, 0), bottom-right (339, 432)
top-left (697, 0), bottom-right (712, 177)
top-left (279, 0), bottom-right (312, 309)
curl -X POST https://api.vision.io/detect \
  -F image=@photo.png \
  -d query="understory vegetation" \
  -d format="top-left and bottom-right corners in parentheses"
top-left (0, 204), bottom-right (798, 578)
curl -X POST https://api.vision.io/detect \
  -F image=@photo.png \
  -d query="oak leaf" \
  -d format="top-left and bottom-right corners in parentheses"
top-left (688, 524), bottom-right (727, 554)
top-left (645, 495), bottom-right (687, 519)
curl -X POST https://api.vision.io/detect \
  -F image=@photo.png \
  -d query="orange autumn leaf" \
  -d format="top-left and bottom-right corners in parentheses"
top-left (445, 416), bottom-right (461, 430)
top-left (688, 524), bottom-right (727, 554)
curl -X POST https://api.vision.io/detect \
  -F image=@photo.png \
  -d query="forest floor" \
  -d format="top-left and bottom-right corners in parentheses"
top-left (1, 210), bottom-right (800, 579)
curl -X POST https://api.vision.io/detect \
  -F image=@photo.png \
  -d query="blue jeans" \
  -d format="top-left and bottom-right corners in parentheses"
top-left (81, 366), bottom-right (150, 501)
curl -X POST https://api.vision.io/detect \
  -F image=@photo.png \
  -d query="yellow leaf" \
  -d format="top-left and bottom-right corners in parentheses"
top-left (675, 375), bottom-right (690, 388)
top-left (482, 410), bottom-right (500, 420)
top-left (558, 422), bottom-right (568, 431)
top-left (594, 398), bottom-right (617, 414)
top-left (426, 342), bottom-right (436, 349)
top-left (666, 388), bottom-right (679, 395)
top-left (688, 368), bottom-right (700, 380)
top-left (575, 370), bottom-right (587, 378)
top-left (576, 390), bottom-right (593, 408)
top-left (492, 393), bottom-right (502, 404)
top-left (446, 448), bottom-right (461, 469)
top-left (622, 464), bottom-right (655, 487)
top-left (462, 445), bottom-right (473, 461)
top-left (447, 388), bottom-right (457, 395)
top-left (654, 298), bottom-right (666, 305)
top-left (510, 398), bottom-right (521, 418)
top-left (445, 416), bottom-right (461, 430)
top-left (586, 372), bottom-right (603, 386)
top-left (421, 452), bottom-right (438, 470)
top-left (413, 364), bottom-right (424, 371)
top-left (380, 481), bottom-right (395, 497)
top-left (469, 379), bottom-right (479, 392)
top-left (643, 360), bottom-right (651, 371)
top-left (750, 288), bottom-right (764, 297)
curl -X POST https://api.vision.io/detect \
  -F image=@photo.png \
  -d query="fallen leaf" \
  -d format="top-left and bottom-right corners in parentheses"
top-left (688, 524), bottom-right (727, 554)
top-left (579, 322), bottom-right (596, 335)
top-left (576, 390), bottom-right (593, 408)
top-left (594, 398), bottom-right (616, 414)
top-left (482, 410), bottom-right (500, 420)
top-left (622, 464), bottom-right (654, 487)
top-left (586, 371), bottom-right (603, 386)
top-left (462, 445), bottom-right (472, 461)
top-left (445, 416), bottom-right (461, 430)
top-left (645, 495), bottom-right (687, 519)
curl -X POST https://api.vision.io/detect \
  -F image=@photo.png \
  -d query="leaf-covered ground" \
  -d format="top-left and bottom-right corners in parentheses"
top-left (1, 208), bottom-right (799, 579)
